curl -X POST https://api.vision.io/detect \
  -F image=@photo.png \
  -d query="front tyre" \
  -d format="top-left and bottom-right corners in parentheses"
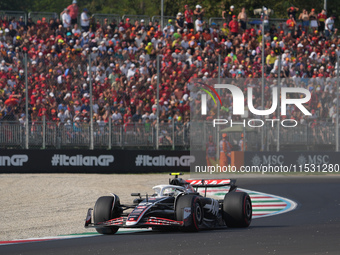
top-left (176, 195), bottom-right (203, 231)
top-left (223, 192), bottom-right (252, 228)
top-left (93, 196), bottom-right (120, 234)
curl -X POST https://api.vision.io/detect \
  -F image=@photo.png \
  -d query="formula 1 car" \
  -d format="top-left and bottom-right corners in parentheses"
top-left (85, 173), bottom-right (252, 234)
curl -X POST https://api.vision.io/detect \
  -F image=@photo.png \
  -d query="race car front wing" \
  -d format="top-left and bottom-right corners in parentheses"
top-left (85, 208), bottom-right (184, 228)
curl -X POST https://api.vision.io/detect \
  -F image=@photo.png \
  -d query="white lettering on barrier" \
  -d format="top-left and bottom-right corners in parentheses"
top-left (135, 155), bottom-right (195, 167)
top-left (0, 155), bottom-right (28, 166)
top-left (51, 154), bottom-right (114, 166)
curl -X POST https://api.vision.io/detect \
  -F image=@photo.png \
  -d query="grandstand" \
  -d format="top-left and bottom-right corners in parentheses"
top-left (0, 7), bottom-right (339, 151)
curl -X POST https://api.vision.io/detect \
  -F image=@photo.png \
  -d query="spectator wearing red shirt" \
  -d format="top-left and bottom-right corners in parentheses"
top-left (123, 109), bottom-right (132, 123)
top-left (42, 17), bottom-right (50, 29)
top-left (124, 18), bottom-right (132, 30)
top-left (242, 31), bottom-right (250, 42)
top-left (317, 9), bottom-right (327, 34)
top-left (124, 117), bottom-right (134, 133)
top-left (1, 15), bottom-right (9, 28)
top-left (72, 86), bottom-right (81, 100)
top-left (67, 0), bottom-right (79, 25)
top-left (229, 15), bottom-right (239, 36)
top-left (38, 107), bottom-right (49, 121)
top-left (184, 5), bottom-right (194, 29)
top-left (202, 29), bottom-right (211, 41)
top-left (30, 90), bottom-right (38, 105)
top-left (286, 15), bottom-right (296, 33)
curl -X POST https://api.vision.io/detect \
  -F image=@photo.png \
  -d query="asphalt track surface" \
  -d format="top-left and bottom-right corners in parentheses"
top-left (2, 176), bottom-right (340, 255)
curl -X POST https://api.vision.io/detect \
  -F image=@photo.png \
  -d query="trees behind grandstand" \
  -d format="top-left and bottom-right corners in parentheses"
top-left (0, 0), bottom-right (338, 22)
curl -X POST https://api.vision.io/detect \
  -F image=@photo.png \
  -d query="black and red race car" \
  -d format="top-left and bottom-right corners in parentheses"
top-left (85, 173), bottom-right (252, 234)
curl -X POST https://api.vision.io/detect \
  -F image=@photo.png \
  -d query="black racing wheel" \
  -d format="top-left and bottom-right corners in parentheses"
top-left (93, 195), bottom-right (121, 234)
top-left (222, 191), bottom-right (252, 228)
top-left (176, 195), bottom-right (203, 231)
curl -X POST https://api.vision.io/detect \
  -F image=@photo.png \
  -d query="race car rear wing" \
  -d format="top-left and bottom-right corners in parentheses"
top-left (186, 179), bottom-right (237, 196)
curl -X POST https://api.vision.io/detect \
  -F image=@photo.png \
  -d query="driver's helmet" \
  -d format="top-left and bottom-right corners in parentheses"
top-left (170, 178), bottom-right (195, 193)
top-left (170, 178), bottom-right (186, 186)
top-left (163, 187), bottom-right (176, 196)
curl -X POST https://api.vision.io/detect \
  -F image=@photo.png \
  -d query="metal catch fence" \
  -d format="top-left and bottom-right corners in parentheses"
top-left (28, 12), bottom-right (58, 23)
top-left (0, 120), bottom-right (338, 151)
top-left (151, 15), bottom-right (176, 28)
top-left (0, 121), bottom-right (189, 150)
top-left (122, 15), bottom-right (151, 25)
top-left (0, 10), bottom-right (26, 25)
top-left (92, 13), bottom-right (121, 26)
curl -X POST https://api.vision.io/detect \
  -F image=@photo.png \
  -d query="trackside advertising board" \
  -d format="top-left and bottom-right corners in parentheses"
top-left (245, 152), bottom-right (336, 166)
top-left (0, 150), bottom-right (339, 174)
top-left (0, 150), bottom-right (205, 174)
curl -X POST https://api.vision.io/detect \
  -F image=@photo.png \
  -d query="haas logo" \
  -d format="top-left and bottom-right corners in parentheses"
top-left (204, 199), bottom-right (219, 216)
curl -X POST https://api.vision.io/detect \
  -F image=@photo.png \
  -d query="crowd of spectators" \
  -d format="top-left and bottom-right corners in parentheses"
top-left (0, 1), bottom-right (339, 134)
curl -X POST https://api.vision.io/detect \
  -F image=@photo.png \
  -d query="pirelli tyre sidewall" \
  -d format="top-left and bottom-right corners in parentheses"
top-left (93, 195), bottom-right (120, 234)
top-left (223, 191), bottom-right (252, 228)
top-left (176, 195), bottom-right (203, 231)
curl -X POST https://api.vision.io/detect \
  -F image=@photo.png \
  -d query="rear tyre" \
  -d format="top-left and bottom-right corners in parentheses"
top-left (93, 196), bottom-right (120, 234)
top-left (223, 192), bottom-right (252, 228)
top-left (176, 195), bottom-right (203, 231)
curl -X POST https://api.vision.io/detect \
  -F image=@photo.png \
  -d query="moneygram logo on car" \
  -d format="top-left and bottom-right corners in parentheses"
top-left (51, 154), bottom-right (114, 166)
top-left (135, 155), bottom-right (195, 167)
top-left (199, 83), bottom-right (311, 128)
